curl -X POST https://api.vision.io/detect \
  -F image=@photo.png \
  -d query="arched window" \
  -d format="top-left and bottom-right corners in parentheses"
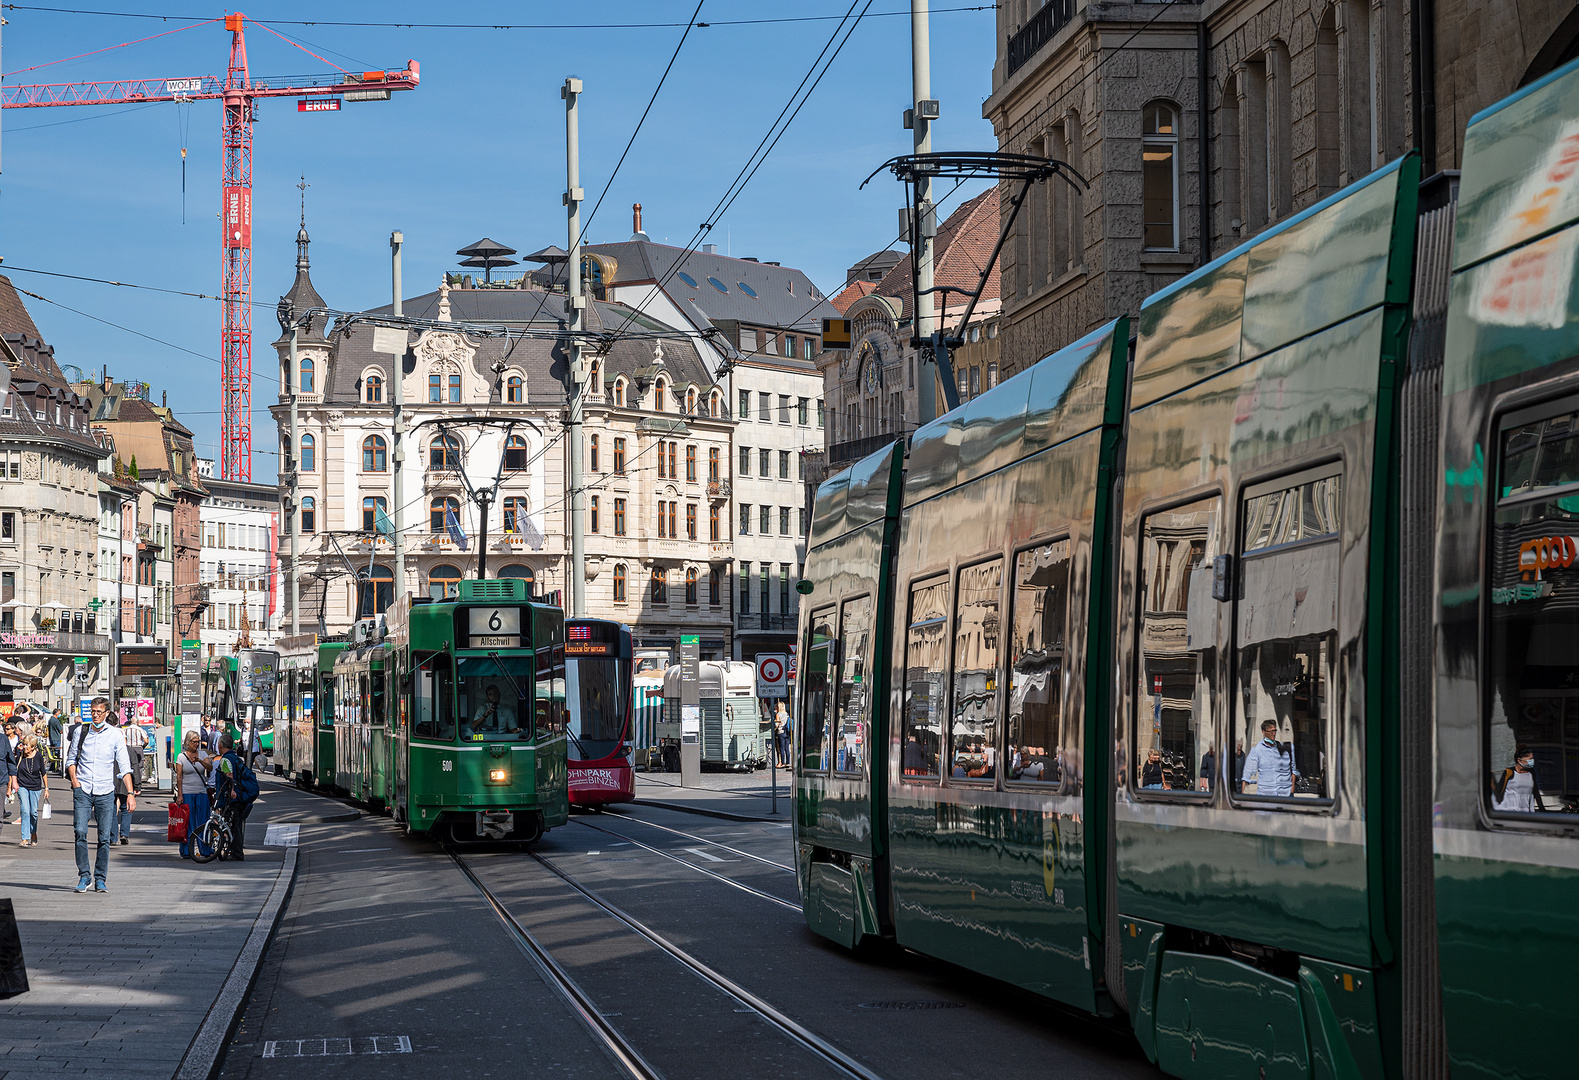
top-left (300, 357), bottom-right (315, 394)
top-left (708, 567), bottom-right (720, 606)
top-left (362, 435), bottom-right (387, 472)
top-left (300, 497), bottom-right (316, 534)
top-left (1142, 102), bottom-right (1179, 251)
top-left (365, 374), bottom-right (383, 403)
top-left (498, 564), bottom-right (534, 586)
top-left (685, 387), bottom-right (698, 414)
top-left (299, 433), bottom-right (315, 472)
top-left (358, 564), bottom-right (394, 616)
top-left (613, 563), bottom-right (627, 603)
top-left (651, 568), bottom-right (668, 604)
top-left (685, 566), bottom-right (698, 605)
top-left (427, 563), bottom-right (461, 601)
top-left (1314, 7), bottom-right (1341, 196)
top-left (362, 496), bottom-right (389, 532)
top-left (506, 375), bottom-right (523, 404)
top-left (589, 360), bottom-right (601, 395)
top-left (612, 378), bottom-right (626, 407)
top-left (503, 435), bottom-right (530, 471)
top-left (1221, 71), bottom-right (1242, 239)
top-left (503, 497), bottom-right (530, 533)
top-left (654, 379), bottom-right (667, 413)
top-left (430, 496), bottom-right (460, 534)
top-left (361, 495), bottom-right (390, 533)
top-left (429, 434), bottom-right (460, 471)
top-left (1241, 55), bottom-right (1270, 235)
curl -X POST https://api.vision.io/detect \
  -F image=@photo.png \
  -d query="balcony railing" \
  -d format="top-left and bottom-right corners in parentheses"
top-left (736, 612), bottom-right (797, 633)
top-left (1006, 0), bottom-right (1075, 77)
top-left (827, 433), bottom-right (905, 470)
top-left (706, 478), bottom-right (732, 500)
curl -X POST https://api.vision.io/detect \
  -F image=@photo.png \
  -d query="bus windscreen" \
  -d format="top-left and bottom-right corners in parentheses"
top-left (567, 655), bottom-right (631, 761)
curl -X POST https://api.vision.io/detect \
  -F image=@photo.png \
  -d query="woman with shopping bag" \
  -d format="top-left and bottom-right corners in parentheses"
top-left (172, 730), bottom-right (213, 859)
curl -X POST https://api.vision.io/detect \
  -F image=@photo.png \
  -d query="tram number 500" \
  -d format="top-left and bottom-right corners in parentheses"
top-left (441, 760), bottom-right (454, 773)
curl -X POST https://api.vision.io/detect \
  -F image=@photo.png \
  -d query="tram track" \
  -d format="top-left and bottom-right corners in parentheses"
top-left (452, 846), bottom-right (890, 1080)
top-left (591, 810), bottom-right (797, 873)
top-left (569, 817), bottom-right (800, 910)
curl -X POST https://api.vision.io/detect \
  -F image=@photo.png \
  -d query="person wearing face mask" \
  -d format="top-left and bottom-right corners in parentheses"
top-left (1493, 745), bottom-right (1547, 813)
top-left (1241, 719), bottom-right (1299, 798)
top-left (65, 696), bottom-right (133, 893)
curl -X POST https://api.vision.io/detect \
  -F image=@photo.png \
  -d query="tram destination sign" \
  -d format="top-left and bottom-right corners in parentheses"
top-left (467, 606), bottom-right (521, 648)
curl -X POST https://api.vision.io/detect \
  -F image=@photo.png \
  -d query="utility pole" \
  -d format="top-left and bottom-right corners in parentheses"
top-left (391, 231), bottom-right (406, 603)
top-left (287, 317), bottom-right (300, 636)
top-left (911, 0), bottom-right (940, 428)
top-left (563, 76), bottom-right (587, 616)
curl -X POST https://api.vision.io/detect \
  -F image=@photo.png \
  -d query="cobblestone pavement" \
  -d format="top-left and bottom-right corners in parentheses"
top-left (0, 787), bottom-right (289, 1080)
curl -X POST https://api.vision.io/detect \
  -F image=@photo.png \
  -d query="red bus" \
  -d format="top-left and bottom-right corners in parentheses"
top-left (565, 619), bottom-right (634, 806)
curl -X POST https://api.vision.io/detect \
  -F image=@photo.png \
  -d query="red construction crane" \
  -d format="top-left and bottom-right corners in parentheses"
top-left (2, 13), bottom-right (420, 481)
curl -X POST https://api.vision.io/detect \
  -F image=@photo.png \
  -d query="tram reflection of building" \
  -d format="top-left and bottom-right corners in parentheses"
top-left (1138, 508), bottom-right (1213, 792)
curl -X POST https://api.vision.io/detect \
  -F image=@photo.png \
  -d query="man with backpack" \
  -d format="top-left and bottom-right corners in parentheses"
top-left (212, 733), bottom-right (258, 860)
top-left (1241, 718), bottom-right (1300, 798)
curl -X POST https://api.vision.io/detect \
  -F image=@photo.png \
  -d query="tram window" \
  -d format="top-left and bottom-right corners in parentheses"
top-left (457, 654), bottom-right (533, 741)
top-left (834, 595), bottom-right (873, 775)
top-left (801, 607), bottom-right (835, 771)
top-left (903, 577), bottom-right (950, 779)
top-left (951, 560), bottom-right (1003, 782)
top-left (1235, 470), bottom-right (1340, 803)
top-left (1007, 540), bottom-right (1072, 788)
top-left (413, 655), bottom-right (455, 742)
top-left (1488, 405), bottom-right (1579, 819)
top-left (1135, 497), bottom-right (1220, 795)
top-left (372, 671), bottom-right (386, 728)
top-left (536, 645), bottom-right (566, 740)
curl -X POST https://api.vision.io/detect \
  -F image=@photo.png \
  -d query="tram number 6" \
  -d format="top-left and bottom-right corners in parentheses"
top-left (488, 610), bottom-right (503, 632)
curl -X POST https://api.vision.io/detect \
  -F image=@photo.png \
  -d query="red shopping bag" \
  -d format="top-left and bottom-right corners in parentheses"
top-left (167, 801), bottom-right (189, 842)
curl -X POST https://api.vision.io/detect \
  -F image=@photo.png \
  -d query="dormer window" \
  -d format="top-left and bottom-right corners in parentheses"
top-left (612, 378), bottom-right (626, 408)
top-left (428, 365), bottom-right (461, 403)
top-left (685, 387), bottom-right (698, 414)
top-left (365, 374), bottom-right (383, 403)
top-left (506, 375), bottom-right (524, 404)
top-left (654, 379), bottom-right (667, 413)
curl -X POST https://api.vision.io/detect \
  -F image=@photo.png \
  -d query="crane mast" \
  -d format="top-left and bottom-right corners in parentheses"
top-left (0, 12), bottom-right (420, 482)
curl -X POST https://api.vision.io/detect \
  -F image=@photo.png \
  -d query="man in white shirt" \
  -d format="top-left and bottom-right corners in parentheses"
top-left (66, 696), bottom-right (133, 893)
top-left (1241, 719), bottom-right (1299, 798)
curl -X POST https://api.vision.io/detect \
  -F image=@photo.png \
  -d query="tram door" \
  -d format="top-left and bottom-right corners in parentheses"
top-left (392, 652), bottom-right (410, 822)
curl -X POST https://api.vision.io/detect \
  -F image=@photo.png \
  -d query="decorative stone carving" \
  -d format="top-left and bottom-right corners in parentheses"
top-left (414, 331), bottom-right (476, 367)
top-left (325, 411), bottom-right (344, 432)
top-left (21, 453), bottom-right (39, 481)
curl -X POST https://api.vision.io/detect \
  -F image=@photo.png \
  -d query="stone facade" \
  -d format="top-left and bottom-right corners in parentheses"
top-left (986, 0), bottom-right (1579, 378)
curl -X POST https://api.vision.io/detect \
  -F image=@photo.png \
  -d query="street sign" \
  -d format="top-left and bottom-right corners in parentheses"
top-left (756, 653), bottom-right (788, 698)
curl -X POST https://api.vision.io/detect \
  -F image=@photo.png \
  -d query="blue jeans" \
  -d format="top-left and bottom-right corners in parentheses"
top-left (73, 788), bottom-right (115, 883)
top-left (17, 787), bottom-right (42, 841)
top-left (113, 792), bottom-right (132, 842)
top-left (180, 791), bottom-right (212, 859)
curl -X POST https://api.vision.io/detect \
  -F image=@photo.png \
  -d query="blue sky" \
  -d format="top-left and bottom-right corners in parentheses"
top-left (0, 2), bottom-right (998, 480)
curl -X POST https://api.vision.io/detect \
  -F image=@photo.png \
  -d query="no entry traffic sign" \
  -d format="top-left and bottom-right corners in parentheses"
top-left (756, 653), bottom-right (788, 698)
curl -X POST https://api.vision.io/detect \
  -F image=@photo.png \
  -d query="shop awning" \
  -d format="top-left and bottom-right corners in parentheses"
top-left (0, 658), bottom-right (36, 686)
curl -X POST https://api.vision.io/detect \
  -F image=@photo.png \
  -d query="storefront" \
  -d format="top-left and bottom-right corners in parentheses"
top-left (0, 629), bottom-right (113, 713)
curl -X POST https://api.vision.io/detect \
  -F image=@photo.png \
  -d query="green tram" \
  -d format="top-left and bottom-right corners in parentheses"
top-left (794, 58), bottom-right (1579, 1080)
top-left (272, 636), bottom-right (348, 790)
top-left (198, 653), bottom-right (278, 755)
top-left (331, 578), bottom-right (569, 843)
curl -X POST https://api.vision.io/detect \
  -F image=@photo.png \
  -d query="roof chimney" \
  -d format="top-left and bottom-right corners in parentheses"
top-left (630, 202), bottom-right (650, 243)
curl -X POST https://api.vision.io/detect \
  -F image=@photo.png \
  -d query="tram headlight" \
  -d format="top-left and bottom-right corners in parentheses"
top-left (488, 768), bottom-right (508, 783)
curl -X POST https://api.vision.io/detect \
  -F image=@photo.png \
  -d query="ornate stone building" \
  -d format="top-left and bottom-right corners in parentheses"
top-left (986, 0), bottom-right (1579, 378)
top-left (271, 226), bottom-right (736, 656)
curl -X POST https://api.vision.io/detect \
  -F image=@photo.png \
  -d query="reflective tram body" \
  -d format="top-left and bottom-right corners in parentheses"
top-left (565, 619), bottom-right (635, 806)
top-left (272, 639), bottom-right (347, 791)
top-left (333, 632), bottom-right (392, 809)
top-left (793, 59), bottom-right (1579, 1080)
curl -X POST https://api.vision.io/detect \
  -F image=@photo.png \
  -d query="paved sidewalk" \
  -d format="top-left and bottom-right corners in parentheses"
top-left (0, 777), bottom-right (319, 1080)
top-left (634, 766), bottom-right (792, 820)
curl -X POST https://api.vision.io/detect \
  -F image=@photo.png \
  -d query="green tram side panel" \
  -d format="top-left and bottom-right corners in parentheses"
top-left (882, 320), bottom-right (1129, 1016)
top-left (1435, 56), bottom-right (1579, 1080)
top-left (1116, 158), bottom-right (1419, 969)
top-left (797, 439), bottom-right (904, 941)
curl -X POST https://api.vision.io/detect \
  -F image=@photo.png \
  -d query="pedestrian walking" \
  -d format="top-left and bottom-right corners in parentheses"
top-left (111, 716), bottom-right (146, 846)
top-left (212, 733), bottom-right (258, 860)
top-left (173, 731), bottom-right (213, 860)
top-left (0, 716), bottom-right (15, 843)
top-left (48, 707), bottom-right (65, 773)
top-left (65, 696), bottom-right (134, 892)
top-left (14, 734), bottom-right (48, 846)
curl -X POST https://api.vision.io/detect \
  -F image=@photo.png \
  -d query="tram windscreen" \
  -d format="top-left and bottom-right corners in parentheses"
top-left (456, 655), bottom-right (534, 741)
top-left (566, 655), bottom-right (632, 761)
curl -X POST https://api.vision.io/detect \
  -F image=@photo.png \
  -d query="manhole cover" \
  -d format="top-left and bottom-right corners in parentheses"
top-left (857, 1000), bottom-right (965, 1011)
